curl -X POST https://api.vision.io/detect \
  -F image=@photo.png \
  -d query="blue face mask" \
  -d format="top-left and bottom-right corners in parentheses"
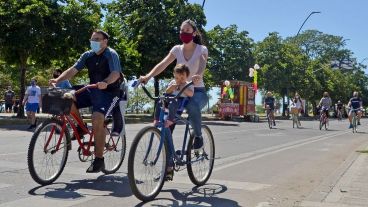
top-left (90, 41), bottom-right (101, 53)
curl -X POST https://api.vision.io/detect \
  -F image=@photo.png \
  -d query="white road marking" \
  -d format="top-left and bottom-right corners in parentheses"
top-left (214, 131), bottom-right (350, 172)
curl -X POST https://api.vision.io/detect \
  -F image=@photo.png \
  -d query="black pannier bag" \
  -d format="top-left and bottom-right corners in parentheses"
top-left (42, 88), bottom-right (73, 115)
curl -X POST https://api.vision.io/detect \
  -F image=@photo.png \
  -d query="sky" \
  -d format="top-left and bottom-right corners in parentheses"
top-left (99, 0), bottom-right (368, 106)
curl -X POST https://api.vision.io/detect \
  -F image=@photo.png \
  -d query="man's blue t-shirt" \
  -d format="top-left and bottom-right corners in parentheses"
top-left (264, 97), bottom-right (275, 109)
top-left (350, 97), bottom-right (362, 109)
top-left (73, 47), bottom-right (122, 92)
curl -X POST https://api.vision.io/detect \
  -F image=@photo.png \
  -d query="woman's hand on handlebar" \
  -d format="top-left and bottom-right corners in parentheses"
top-left (139, 75), bottom-right (151, 84)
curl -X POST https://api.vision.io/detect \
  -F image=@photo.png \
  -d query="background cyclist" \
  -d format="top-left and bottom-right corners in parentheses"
top-left (347, 91), bottom-right (363, 128)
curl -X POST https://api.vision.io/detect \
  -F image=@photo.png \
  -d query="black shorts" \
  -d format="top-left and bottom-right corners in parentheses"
top-left (75, 86), bottom-right (115, 115)
top-left (5, 103), bottom-right (12, 111)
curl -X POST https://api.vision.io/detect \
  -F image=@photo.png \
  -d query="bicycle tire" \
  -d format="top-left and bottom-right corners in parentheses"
top-left (187, 125), bottom-right (215, 186)
top-left (267, 113), bottom-right (272, 129)
top-left (27, 119), bottom-right (70, 185)
top-left (128, 126), bottom-right (167, 202)
top-left (352, 115), bottom-right (357, 133)
top-left (319, 117), bottom-right (323, 130)
top-left (102, 133), bottom-right (126, 174)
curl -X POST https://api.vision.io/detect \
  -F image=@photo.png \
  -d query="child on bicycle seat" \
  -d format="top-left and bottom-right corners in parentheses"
top-left (154, 64), bottom-right (194, 128)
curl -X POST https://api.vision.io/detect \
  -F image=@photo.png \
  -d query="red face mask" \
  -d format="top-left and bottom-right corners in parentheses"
top-left (180, 32), bottom-right (194, 44)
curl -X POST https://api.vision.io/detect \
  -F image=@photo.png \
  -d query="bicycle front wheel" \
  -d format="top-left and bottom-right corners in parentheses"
top-left (27, 119), bottom-right (70, 185)
top-left (128, 126), bottom-right (167, 202)
top-left (187, 125), bottom-right (215, 186)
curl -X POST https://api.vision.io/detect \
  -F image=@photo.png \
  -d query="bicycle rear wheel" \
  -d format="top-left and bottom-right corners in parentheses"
top-left (27, 119), bottom-right (70, 185)
top-left (267, 114), bottom-right (272, 129)
top-left (352, 115), bottom-right (357, 133)
top-left (187, 125), bottom-right (215, 186)
top-left (128, 126), bottom-right (167, 202)
top-left (102, 132), bottom-right (126, 174)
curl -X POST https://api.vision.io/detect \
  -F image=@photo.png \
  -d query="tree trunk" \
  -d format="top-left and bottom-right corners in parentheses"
top-left (17, 56), bottom-right (27, 118)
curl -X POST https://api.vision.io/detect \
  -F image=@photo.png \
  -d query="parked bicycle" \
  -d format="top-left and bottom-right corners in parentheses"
top-left (127, 81), bottom-right (215, 202)
top-left (27, 84), bottom-right (127, 185)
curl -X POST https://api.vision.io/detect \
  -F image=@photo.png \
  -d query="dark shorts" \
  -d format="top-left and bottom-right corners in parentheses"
top-left (5, 103), bottom-right (12, 111)
top-left (26, 103), bottom-right (39, 112)
top-left (74, 86), bottom-right (114, 115)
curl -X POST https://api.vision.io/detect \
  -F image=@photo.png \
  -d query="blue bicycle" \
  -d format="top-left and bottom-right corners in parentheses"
top-left (128, 81), bottom-right (215, 202)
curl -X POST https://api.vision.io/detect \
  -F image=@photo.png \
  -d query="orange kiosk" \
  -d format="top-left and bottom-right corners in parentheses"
top-left (218, 80), bottom-right (256, 121)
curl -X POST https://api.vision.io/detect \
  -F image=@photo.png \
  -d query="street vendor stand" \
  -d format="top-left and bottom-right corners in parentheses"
top-left (218, 80), bottom-right (257, 121)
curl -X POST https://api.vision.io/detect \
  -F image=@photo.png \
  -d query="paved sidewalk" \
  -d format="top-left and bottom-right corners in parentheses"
top-left (300, 150), bottom-right (368, 207)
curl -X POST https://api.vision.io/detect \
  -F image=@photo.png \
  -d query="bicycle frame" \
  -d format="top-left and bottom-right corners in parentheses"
top-left (44, 112), bottom-right (94, 156)
top-left (144, 106), bottom-right (196, 167)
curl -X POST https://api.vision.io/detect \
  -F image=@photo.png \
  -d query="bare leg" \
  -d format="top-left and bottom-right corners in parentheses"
top-left (92, 111), bottom-right (105, 158)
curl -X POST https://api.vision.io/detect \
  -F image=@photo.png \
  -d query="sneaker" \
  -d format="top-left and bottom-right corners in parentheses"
top-left (349, 124), bottom-right (353, 129)
top-left (165, 167), bottom-right (174, 181)
top-left (193, 136), bottom-right (203, 151)
top-left (86, 157), bottom-right (105, 173)
top-left (358, 121), bottom-right (361, 125)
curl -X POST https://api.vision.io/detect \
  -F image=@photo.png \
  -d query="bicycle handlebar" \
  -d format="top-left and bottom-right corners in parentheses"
top-left (134, 80), bottom-right (194, 100)
top-left (74, 84), bottom-right (98, 95)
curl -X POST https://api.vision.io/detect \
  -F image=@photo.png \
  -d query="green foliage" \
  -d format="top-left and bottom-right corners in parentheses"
top-left (206, 25), bottom-right (254, 85)
top-left (104, 0), bottom-right (206, 80)
top-left (0, 0), bottom-right (101, 116)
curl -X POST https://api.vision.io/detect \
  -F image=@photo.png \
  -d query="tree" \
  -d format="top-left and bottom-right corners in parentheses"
top-left (0, 0), bottom-right (101, 117)
top-left (104, 0), bottom-right (206, 95)
top-left (206, 25), bottom-right (254, 85)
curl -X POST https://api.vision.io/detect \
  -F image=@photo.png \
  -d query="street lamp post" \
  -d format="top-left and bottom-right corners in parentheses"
top-left (296, 11), bottom-right (321, 36)
top-left (359, 58), bottom-right (368, 65)
top-left (202, 0), bottom-right (206, 9)
top-left (296, 11), bottom-right (321, 117)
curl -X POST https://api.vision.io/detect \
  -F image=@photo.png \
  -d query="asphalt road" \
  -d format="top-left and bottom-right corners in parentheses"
top-left (0, 118), bottom-right (367, 207)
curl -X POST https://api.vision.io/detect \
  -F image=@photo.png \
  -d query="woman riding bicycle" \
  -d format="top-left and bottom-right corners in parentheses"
top-left (139, 19), bottom-right (208, 152)
top-left (318, 92), bottom-right (332, 118)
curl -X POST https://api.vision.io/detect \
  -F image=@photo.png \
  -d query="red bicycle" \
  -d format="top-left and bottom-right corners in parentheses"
top-left (27, 84), bottom-right (127, 185)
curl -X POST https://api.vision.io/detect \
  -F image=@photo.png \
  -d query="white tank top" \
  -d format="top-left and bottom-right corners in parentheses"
top-left (170, 44), bottom-right (208, 87)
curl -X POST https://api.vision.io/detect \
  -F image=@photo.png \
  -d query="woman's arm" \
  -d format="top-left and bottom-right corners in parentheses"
top-left (140, 53), bottom-right (176, 83)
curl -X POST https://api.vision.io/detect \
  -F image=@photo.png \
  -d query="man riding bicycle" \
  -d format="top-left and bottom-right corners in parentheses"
top-left (49, 29), bottom-right (123, 173)
top-left (336, 100), bottom-right (343, 118)
top-left (348, 91), bottom-right (363, 128)
top-left (264, 91), bottom-right (276, 126)
top-left (318, 92), bottom-right (332, 118)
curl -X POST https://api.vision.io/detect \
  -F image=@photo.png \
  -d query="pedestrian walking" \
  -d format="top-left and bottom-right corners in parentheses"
top-left (23, 78), bottom-right (41, 130)
top-left (4, 86), bottom-right (15, 113)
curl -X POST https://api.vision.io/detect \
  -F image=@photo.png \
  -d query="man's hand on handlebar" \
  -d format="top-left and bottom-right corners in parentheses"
top-left (48, 79), bottom-right (58, 87)
top-left (97, 81), bottom-right (108, 90)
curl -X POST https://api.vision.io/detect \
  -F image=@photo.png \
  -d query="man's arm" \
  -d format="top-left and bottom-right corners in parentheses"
top-left (103, 71), bottom-right (120, 85)
top-left (57, 67), bottom-right (78, 83)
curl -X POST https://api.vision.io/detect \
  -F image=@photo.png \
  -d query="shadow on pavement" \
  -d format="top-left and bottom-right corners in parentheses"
top-left (28, 174), bottom-right (132, 199)
top-left (0, 124), bottom-right (35, 132)
top-left (135, 184), bottom-right (240, 207)
top-left (203, 121), bottom-right (240, 127)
